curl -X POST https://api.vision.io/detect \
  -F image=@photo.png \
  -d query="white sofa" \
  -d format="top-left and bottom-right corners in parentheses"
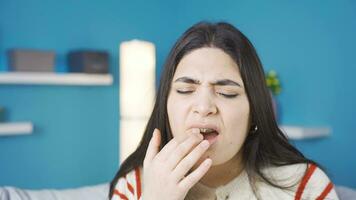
top-left (0, 183), bottom-right (109, 200)
top-left (1, 183), bottom-right (356, 200)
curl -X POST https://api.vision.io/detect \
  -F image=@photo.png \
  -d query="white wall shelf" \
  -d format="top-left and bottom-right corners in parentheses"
top-left (0, 122), bottom-right (34, 136)
top-left (280, 125), bottom-right (331, 140)
top-left (0, 72), bottom-right (113, 86)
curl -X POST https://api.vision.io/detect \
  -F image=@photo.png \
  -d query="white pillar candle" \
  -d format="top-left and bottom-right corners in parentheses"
top-left (119, 40), bottom-right (156, 163)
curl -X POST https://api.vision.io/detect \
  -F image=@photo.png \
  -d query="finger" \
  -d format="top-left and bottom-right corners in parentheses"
top-left (144, 129), bottom-right (161, 165)
top-left (154, 136), bottom-right (178, 161)
top-left (156, 129), bottom-right (200, 161)
top-left (155, 128), bottom-right (198, 161)
top-left (178, 158), bottom-right (212, 191)
top-left (172, 140), bottom-right (210, 182)
top-left (165, 129), bottom-right (203, 170)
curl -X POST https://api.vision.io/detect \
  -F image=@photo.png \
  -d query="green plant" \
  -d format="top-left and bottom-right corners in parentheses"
top-left (265, 70), bottom-right (281, 96)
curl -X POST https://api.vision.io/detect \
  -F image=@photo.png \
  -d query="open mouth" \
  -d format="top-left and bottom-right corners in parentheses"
top-left (199, 128), bottom-right (219, 145)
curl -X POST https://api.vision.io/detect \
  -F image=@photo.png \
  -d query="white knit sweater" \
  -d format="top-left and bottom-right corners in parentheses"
top-left (111, 163), bottom-right (339, 200)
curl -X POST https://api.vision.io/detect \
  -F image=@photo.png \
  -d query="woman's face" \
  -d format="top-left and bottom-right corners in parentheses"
top-left (167, 47), bottom-right (251, 166)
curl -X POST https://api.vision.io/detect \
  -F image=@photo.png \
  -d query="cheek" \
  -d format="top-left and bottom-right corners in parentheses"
top-left (222, 100), bottom-right (250, 149)
top-left (227, 109), bottom-right (250, 134)
top-left (225, 99), bottom-right (250, 133)
top-left (167, 95), bottom-right (189, 140)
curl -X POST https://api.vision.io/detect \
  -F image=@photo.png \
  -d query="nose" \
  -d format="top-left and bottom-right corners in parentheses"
top-left (192, 90), bottom-right (217, 117)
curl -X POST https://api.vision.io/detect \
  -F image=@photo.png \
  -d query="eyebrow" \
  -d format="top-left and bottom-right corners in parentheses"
top-left (174, 76), bottom-right (242, 88)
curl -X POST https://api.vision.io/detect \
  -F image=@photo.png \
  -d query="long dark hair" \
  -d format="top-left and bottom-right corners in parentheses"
top-left (109, 21), bottom-right (316, 198)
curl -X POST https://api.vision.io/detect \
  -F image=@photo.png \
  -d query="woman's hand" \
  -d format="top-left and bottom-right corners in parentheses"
top-left (142, 128), bottom-right (212, 200)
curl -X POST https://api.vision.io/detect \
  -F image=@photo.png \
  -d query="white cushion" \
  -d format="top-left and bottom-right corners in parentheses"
top-left (0, 183), bottom-right (109, 200)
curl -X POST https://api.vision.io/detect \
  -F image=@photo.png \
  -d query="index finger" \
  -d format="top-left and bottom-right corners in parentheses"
top-left (155, 128), bottom-right (200, 161)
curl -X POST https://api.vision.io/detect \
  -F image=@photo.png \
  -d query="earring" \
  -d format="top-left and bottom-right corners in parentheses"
top-left (251, 125), bottom-right (258, 133)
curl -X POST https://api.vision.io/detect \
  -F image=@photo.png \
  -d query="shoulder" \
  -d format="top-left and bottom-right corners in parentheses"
top-left (262, 163), bottom-right (308, 186)
top-left (111, 167), bottom-right (143, 200)
top-left (296, 163), bottom-right (339, 200)
top-left (262, 163), bottom-right (339, 200)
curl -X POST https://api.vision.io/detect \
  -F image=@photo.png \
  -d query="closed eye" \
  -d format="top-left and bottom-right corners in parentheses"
top-left (176, 90), bottom-right (193, 94)
top-left (177, 90), bottom-right (238, 98)
top-left (218, 93), bottom-right (238, 98)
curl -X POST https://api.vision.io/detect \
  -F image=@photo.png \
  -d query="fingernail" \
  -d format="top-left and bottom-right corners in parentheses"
top-left (201, 140), bottom-right (209, 148)
top-left (196, 132), bottom-right (203, 140)
top-left (198, 133), bottom-right (203, 140)
top-left (204, 158), bottom-right (212, 166)
top-left (193, 128), bottom-right (200, 134)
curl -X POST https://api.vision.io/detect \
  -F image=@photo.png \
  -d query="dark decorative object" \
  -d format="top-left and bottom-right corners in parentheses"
top-left (67, 50), bottom-right (109, 74)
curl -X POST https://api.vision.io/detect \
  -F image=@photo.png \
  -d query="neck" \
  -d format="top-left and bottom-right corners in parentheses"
top-left (199, 151), bottom-right (244, 188)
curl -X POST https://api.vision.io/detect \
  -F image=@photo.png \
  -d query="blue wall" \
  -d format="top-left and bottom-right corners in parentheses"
top-left (1, 0), bottom-right (355, 189)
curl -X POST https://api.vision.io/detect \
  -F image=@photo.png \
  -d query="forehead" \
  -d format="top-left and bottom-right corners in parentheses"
top-left (174, 47), bottom-right (242, 81)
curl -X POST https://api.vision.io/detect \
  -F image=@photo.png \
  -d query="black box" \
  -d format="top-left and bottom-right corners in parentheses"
top-left (7, 49), bottom-right (55, 72)
top-left (67, 50), bottom-right (109, 74)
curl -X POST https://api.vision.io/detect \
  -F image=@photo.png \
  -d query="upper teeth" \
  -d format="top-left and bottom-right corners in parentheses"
top-left (200, 128), bottom-right (215, 133)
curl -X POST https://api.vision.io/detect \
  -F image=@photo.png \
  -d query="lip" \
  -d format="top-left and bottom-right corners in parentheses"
top-left (187, 124), bottom-right (221, 145)
top-left (188, 123), bottom-right (221, 135)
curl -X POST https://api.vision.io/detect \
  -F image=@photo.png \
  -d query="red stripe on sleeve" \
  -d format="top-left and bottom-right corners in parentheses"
top-left (295, 164), bottom-right (317, 200)
top-left (124, 174), bottom-right (135, 195)
top-left (126, 181), bottom-right (135, 195)
top-left (114, 189), bottom-right (129, 200)
top-left (135, 168), bottom-right (142, 199)
top-left (316, 182), bottom-right (334, 200)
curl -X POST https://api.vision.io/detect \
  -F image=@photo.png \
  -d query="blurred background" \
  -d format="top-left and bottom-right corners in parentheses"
top-left (0, 0), bottom-right (355, 190)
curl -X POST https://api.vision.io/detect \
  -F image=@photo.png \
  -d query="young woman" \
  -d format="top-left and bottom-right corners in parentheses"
top-left (109, 22), bottom-right (339, 200)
